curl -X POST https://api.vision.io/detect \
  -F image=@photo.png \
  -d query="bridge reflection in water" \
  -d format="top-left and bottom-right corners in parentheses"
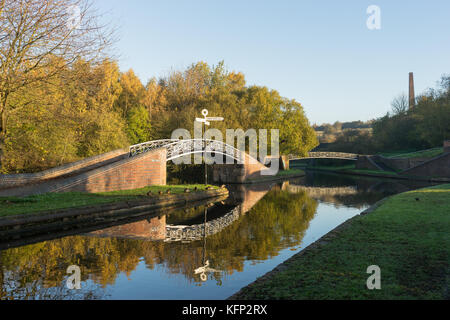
top-left (0, 172), bottom-right (435, 299)
top-left (88, 181), bottom-right (274, 243)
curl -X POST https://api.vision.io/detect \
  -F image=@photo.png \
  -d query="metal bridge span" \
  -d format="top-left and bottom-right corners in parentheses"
top-left (289, 152), bottom-right (358, 161)
top-left (129, 139), bottom-right (261, 164)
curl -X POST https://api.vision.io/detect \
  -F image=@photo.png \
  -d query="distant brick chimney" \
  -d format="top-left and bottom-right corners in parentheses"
top-left (409, 72), bottom-right (415, 109)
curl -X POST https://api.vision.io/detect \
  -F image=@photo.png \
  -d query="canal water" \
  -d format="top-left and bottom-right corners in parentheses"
top-left (0, 171), bottom-right (434, 300)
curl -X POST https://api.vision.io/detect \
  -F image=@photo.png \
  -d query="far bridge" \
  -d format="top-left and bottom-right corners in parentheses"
top-left (289, 152), bottom-right (358, 161)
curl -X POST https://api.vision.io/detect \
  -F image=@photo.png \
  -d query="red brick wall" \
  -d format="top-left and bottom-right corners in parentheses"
top-left (400, 152), bottom-right (450, 178)
top-left (89, 215), bottom-right (166, 240)
top-left (56, 148), bottom-right (167, 193)
top-left (0, 148), bottom-right (128, 189)
top-left (211, 153), bottom-right (269, 183)
top-left (444, 140), bottom-right (450, 153)
top-left (243, 153), bottom-right (272, 179)
top-left (355, 156), bottom-right (380, 170)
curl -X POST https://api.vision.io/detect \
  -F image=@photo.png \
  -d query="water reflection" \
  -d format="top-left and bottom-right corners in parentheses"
top-left (0, 172), bottom-right (435, 300)
top-left (193, 207), bottom-right (224, 284)
top-left (288, 171), bottom-right (436, 208)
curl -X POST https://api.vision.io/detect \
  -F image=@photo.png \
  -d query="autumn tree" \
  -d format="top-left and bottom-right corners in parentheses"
top-left (115, 69), bottom-right (146, 118)
top-left (151, 61), bottom-right (318, 156)
top-left (126, 105), bottom-right (151, 145)
top-left (5, 59), bottom-right (128, 172)
top-left (0, 0), bottom-right (114, 172)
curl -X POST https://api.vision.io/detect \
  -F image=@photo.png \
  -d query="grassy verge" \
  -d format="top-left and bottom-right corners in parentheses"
top-left (304, 164), bottom-right (397, 175)
top-left (347, 168), bottom-right (399, 176)
top-left (276, 169), bottom-right (305, 176)
top-left (231, 184), bottom-right (450, 300)
top-left (386, 147), bottom-right (444, 159)
top-left (306, 164), bottom-right (356, 171)
top-left (0, 184), bottom-right (217, 217)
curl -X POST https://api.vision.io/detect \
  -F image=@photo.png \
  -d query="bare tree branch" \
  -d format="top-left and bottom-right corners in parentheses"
top-left (0, 0), bottom-right (117, 170)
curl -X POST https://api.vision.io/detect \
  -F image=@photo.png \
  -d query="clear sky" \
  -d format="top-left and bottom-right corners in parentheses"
top-left (95, 0), bottom-right (450, 124)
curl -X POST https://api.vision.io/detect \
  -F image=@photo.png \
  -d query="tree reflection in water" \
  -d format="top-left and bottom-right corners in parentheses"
top-left (0, 187), bottom-right (318, 299)
top-left (2, 172), bottom-right (428, 299)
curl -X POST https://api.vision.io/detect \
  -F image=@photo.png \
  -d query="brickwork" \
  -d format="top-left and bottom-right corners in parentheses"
top-left (444, 140), bottom-right (450, 153)
top-left (400, 152), bottom-right (450, 178)
top-left (0, 148), bottom-right (166, 196)
top-left (57, 148), bottom-right (167, 193)
top-left (90, 215), bottom-right (166, 240)
top-left (355, 156), bottom-right (381, 170)
top-left (211, 153), bottom-right (269, 183)
top-left (0, 148), bottom-right (128, 189)
top-left (372, 155), bottom-right (428, 171)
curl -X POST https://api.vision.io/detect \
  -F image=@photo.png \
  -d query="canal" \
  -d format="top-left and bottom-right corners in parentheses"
top-left (0, 171), bottom-right (435, 300)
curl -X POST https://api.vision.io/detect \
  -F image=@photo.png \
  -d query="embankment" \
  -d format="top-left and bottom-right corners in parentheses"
top-left (0, 187), bottom-right (228, 248)
top-left (229, 184), bottom-right (450, 300)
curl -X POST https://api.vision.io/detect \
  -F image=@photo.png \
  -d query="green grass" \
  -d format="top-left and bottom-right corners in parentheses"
top-left (391, 148), bottom-right (443, 159)
top-left (0, 184), bottom-right (216, 217)
top-left (276, 169), bottom-right (305, 176)
top-left (380, 147), bottom-right (444, 159)
top-left (377, 150), bottom-right (416, 157)
top-left (308, 164), bottom-right (356, 171)
top-left (232, 184), bottom-right (450, 300)
top-left (306, 163), bottom-right (401, 177)
top-left (347, 168), bottom-right (399, 176)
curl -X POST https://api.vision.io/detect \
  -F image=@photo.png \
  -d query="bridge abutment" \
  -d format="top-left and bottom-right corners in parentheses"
top-left (0, 148), bottom-right (167, 197)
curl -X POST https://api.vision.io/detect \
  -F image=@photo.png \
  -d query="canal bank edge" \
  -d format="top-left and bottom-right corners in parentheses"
top-left (0, 187), bottom-right (229, 231)
top-left (226, 199), bottom-right (385, 300)
top-left (243, 170), bottom-right (306, 184)
top-left (300, 167), bottom-right (450, 183)
top-left (228, 183), bottom-right (450, 300)
top-left (245, 174), bottom-right (306, 184)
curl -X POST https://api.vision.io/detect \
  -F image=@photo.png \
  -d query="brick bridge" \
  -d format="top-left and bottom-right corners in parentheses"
top-left (89, 205), bottom-right (242, 243)
top-left (0, 139), bottom-right (270, 196)
top-left (89, 182), bottom-right (273, 242)
top-left (163, 182), bottom-right (273, 242)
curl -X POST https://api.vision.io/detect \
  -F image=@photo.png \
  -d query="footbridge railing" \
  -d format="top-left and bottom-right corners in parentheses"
top-left (289, 152), bottom-right (358, 161)
top-left (129, 139), bottom-right (260, 164)
top-left (164, 206), bottom-right (241, 242)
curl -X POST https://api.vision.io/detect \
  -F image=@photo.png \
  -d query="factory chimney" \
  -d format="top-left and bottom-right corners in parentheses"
top-left (409, 72), bottom-right (415, 109)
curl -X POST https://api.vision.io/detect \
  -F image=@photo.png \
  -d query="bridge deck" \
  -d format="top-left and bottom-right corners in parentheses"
top-left (289, 152), bottom-right (358, 161)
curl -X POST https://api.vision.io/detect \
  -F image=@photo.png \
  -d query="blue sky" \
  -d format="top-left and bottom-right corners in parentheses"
top-left (95, 0), bottom-right (450, 124)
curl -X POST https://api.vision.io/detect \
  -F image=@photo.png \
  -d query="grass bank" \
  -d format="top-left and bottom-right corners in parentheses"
top-left (380, 147), bottom-right (444, 159)
top-left (230, 184), bottom-right (450, 300)
top-left (293, 163), bottom-right (400, 177)
top-left (292, 163), bottom-right (450, 182)
top-left (276, 169), bottom-right (305, 177)
top-left (0, 184), bottom-right (217, 217)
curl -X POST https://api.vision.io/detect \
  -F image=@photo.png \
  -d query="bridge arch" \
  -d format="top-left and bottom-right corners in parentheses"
top-left (129, 139), bottom-right (271, 183)
top-left (129, 139), bottom-right (262, 164)
top-left (165, 205), bottom-right (241, 242)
